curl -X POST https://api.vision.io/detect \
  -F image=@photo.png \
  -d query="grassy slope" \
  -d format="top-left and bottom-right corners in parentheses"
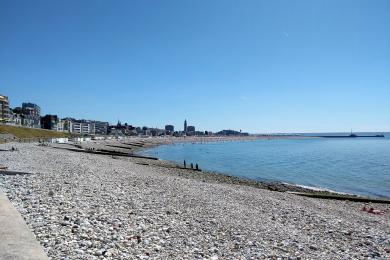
top-left (0, 125), bottom-right (71, 139)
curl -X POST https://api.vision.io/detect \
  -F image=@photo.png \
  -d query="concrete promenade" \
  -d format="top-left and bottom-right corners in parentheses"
top-left (0, 192), bottom-right (48, 260)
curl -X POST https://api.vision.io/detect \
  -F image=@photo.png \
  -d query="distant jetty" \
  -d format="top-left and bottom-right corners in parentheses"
top-left (318, 133), bottom-right (385, 138)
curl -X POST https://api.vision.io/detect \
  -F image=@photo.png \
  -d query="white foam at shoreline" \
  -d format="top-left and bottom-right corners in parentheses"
top-left (287, 183), bottom-right (356, 196)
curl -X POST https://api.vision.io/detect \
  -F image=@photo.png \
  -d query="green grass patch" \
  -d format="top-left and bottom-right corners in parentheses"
top-left (0, 125), bottom-right (71, 139)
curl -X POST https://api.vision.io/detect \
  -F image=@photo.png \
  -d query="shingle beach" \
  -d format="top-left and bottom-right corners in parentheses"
top-left (1, 141), bottom-right (389, 259)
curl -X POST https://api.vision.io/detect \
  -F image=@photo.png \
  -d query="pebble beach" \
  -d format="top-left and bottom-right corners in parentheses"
top-left (1, 142), bottom-right (390, 259)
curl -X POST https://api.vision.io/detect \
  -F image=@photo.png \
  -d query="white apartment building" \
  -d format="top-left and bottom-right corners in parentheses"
top-left (60, 119), bottom-right (108, 135)
top-left (72, 122), bottom-right (92, 135)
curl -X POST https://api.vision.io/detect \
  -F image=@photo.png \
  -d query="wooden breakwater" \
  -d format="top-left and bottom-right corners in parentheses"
top-left (119, 142), bottom-right (145, 147)
top-left (52, 146), bottom-right (158, 160)
top-left (288, 192), bottom-right (390, 204)
top-left (0, 170), bottom-right (32, 176)
top-left (105, 144), bottom-right (134, 150)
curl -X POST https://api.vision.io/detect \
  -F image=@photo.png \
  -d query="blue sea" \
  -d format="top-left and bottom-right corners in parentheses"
top-left (139, 133), bottom-right (390, 198)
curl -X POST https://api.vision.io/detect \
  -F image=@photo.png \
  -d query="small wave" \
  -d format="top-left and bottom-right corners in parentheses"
top-left (284, 182), bottom-right (355, 195)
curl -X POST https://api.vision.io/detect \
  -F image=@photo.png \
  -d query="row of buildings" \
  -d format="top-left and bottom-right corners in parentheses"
top-left (1, 97), bottom-right (42, 128)
top-left (163, 120), bottom-right (195, 135)
top-left (163, 121), bottom-right (249, 136)
top-left (163, 119), bottom-right (214, 136)
top-left (0, 94), bottom-right (109, 135)
top-left (1, 93), bottom-right (249, 137)
top-left (1, 94), bottom-right (192, 137)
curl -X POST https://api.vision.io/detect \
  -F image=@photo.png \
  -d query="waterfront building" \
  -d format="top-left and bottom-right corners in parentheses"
top-left (109, 122), bottom-right (136, 136)
top-left (165, 125), bottom-right (174, 132)
top-left (216, 129), bottom-right (249, 136)
top-left (112, 128), bottom-right (128, 136)
top-left (187, 126), bottom-right (195, 132)
top-left (9, 107), bottom-right (27, 126)
top-left (92, 121), bottom-right (109, 135)
top-left (22, 103), bottom-right (41, 117)
top-left (0, 94), bottom-right (11, 123)
top-left (21, 115), bottom-right (39, 128)
top-left (11, 113), bottom-right (22, 126)
top-left (142, 128), bottom-right (151, 136)
top-left (21, 102), bottom-right (41, 128)
top-left (66, 119), bottom-right (109, 135)
top-left (71, 121), bottom-right (91, 135)
top-left (184, 119), bottom-right (187, 133)
top-left (58, 118), bottom-right (74, 132)
top-left (41, 115), bottom-right (59, 130)
top-left (150, 128), bottom-right (165, 136)
top-left (56, 119), bottom-right (65, 132)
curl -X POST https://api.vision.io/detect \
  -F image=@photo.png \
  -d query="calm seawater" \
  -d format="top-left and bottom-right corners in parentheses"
top-left (139, 133), bottom-right (390, 198)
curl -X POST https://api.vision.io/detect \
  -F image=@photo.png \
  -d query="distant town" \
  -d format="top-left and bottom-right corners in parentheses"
top-left (0, 94), bottom-right (249, 137)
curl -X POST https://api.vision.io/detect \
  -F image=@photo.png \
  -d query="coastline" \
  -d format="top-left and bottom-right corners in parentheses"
top-left (57, 136), bottom-right (351, 197)
top-left (131, 136), bottom-right (387, 200)
top-left (52, 136), bottom-right (389, 200)
top-left (117, 136), bottom-right (347, 195)
top-left (1, 141), bottom-right (390, 259)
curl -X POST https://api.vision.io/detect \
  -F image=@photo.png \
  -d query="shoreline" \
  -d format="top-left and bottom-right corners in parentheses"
top-left (130, 137), bottom-right (389, 201)
top-left (47, 136), bottom-right (390, 200)
top-left (112, 136), bottom-right (348, 196)
top-left (55, 137), bottom-right (355, 197)
top-left (148, 158), bottom-right (389, 202)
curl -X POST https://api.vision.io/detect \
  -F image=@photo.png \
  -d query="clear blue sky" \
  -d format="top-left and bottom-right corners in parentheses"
top-left (1, 0), bottom-right (389, 133)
